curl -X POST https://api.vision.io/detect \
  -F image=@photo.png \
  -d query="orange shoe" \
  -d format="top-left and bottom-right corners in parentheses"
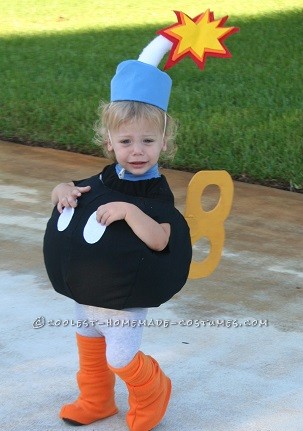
top-left (60, 333), bottom-right (118, 425)
top-left (109, 351), bottom-right (171, 431)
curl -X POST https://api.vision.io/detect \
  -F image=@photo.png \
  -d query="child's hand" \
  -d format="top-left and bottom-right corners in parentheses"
top-left (96, 202), bottom-right (129, 226)
top-left (52, 183), bottom-right (91, 213)
top-left (96, 201), bottom-right (170, 251)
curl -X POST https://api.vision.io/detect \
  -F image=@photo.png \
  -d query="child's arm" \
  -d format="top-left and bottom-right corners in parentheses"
top-left (51, 182), bottom-right (91, 213)
top-left (96, 202), bottom-right (170, 252)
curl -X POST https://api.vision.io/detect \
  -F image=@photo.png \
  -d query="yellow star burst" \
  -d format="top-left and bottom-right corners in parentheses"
top-left (157, 9), bottom-right (239, 70)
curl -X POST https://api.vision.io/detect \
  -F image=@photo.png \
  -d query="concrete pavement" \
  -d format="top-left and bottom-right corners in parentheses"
top-left (0, 140), bottom-right (303, 431)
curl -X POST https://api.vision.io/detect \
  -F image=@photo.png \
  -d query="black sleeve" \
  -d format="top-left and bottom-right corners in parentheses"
top-left (72, 172), bottom-right (103, 186)
top-left (72, 178), bottom-right (90, 186)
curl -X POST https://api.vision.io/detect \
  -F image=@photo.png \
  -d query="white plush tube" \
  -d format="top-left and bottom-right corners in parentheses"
top-left (138, 35), bottom-right (173, 67)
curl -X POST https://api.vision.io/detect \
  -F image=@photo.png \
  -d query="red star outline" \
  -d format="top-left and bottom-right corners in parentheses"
top-left (157, 10), bottom-right (239, 70)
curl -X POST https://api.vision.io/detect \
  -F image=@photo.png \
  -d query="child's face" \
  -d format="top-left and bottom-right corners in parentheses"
top-left (107, 117), bottom-right (166, 175)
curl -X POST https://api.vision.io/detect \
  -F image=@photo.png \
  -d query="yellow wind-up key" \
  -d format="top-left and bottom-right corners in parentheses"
top-left (184, 171), bottom-right (234, 279)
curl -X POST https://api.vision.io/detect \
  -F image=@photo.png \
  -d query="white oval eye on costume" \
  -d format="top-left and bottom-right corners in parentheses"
top-left (83, 211), bottom-right (107, 244)
top-left (57, 207), bottom-right (75, 231)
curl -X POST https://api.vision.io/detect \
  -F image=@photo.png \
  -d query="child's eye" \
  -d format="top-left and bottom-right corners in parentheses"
top-left (120, 139), bottom-right (131, 145)
top-left (143, 139), bottom-right (154, 145)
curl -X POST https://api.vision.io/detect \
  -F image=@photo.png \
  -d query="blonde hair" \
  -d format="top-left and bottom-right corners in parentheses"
top-left (94, 101), bottom-right (178, 161)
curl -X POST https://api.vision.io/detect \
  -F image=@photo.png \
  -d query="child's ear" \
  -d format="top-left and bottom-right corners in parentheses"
top-left (107, 140), bottom-right (113, 152)
top-left (162, 139), bottom-right (167, 152)
top-left (106, 133), bottom-right (113, 151)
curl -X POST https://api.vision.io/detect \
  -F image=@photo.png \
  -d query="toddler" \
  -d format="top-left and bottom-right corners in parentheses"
top-left (43, 59), bottom-right (192, 431)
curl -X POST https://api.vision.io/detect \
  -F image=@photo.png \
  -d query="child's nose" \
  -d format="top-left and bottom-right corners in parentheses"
top-left (132, 142), bottom-right (144, 155)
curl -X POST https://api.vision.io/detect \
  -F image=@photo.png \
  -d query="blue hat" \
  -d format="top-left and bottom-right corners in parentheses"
top-left (110, 60), bottom-right (172, 112)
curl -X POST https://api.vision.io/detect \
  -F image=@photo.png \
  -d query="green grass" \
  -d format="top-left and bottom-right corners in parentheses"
top-left (1, 1), bottom-right (302, 190)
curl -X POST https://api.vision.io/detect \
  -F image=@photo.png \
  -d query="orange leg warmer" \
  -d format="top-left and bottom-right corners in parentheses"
top-left (109, 351), bottom-right (171, 431)
top-left (60, 333), bottom-right (118, 426)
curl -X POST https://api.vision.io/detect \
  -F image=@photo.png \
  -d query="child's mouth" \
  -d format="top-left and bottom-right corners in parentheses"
top-left (130, 162), bottom-right (147, 168)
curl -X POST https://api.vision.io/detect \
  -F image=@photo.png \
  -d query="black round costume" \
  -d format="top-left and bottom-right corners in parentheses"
top-left (43, 164), bottom-right (192, 310)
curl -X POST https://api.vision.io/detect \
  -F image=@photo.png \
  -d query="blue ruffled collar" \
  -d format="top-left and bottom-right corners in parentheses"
top-left (115, 163), bottom-right (160, 181)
